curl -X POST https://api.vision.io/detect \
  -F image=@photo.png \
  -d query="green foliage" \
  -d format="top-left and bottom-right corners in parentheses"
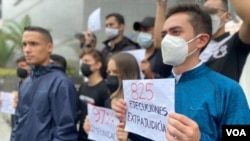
top-left (0, 68), bottom-right (16, 77)
top-left (0, 31), bottom-right (15, 67)
top-left (0, 15), bottom-right (31, 67)
top-left (66, 65), bottom-right (77, 77)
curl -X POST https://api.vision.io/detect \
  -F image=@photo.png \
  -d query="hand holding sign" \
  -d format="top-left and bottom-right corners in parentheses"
top-left (123, 78), bottom-right (175, 141)
top-left (116, 122), bottom-right (129, 141)
top-left (113, 99), bottom-right (127, 122)
top-left (83, 115), bottom-right (91, 134)
top-left (166, 113), bottom-right (201, 141)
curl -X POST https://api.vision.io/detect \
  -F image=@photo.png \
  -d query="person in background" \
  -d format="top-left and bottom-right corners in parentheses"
top-left (15, 56), bottom-right (30, 84)
top-left (74, 29), bottom-right (97, 49)
top-left (50, 54), bottom-right (67, 72)
top-left (133, 16), bottom-right (172, 79)
top-left (101, 13), bottom-right (140, 62)
top-left (82, 52), bottom-right (142, 141)
top-left (114, 3), bottom-right (250, 141)
top-left (75, 30), bottom-right (98, 81)
top-left (200, 0), bottom-right (250, 106)
top-left (11, 56), bottom-right (30, 129)
top-left (11, 26), bottom-right (78, 141)
top-left (77, 48), bottom-right (109, 141)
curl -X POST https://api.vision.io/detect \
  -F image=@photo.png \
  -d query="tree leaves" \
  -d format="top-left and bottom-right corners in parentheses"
top-left (0, 15), bottom-right (31, 67)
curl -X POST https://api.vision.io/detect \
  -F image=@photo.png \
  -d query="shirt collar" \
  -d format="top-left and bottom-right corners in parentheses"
top-left (172, 62), bottom-right (203, 82)
top-left (214, 32), bottom-right (230, 42)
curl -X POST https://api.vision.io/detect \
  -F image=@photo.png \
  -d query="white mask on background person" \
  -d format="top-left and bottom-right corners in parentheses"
top-left (161, 34), bottom-right (200, 66)
top-left (211, 13), bottom-right (227, 35)
top-left (137, 32), bottom-right (153, 49)
top-left (105, 27), bottom-right (119, 39)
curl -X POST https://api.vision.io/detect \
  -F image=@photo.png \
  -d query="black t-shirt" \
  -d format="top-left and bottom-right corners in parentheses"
top-left (77, 80), bottom-right (110, 141)
top-left (102, 36), bottom-right (141, 63)
top-left (205, 32), bottom-right (250, 82)
top-left (148, 49), bottom-right (172, 79)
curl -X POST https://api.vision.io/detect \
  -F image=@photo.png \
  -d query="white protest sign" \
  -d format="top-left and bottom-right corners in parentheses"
top-left (87, 8), bottom-right (101, 32)
top-left (0, 91), bottom-right (15, 114)
top-left (123, 78), bottom-right (175, 141)
top-left (87, 104), bottom-right (119, 141)
top-left (124, 49), bottom-right (146, 79)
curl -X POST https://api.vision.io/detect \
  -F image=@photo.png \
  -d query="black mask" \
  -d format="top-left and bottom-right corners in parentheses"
top-left (81, 63), bottom-right (92, 77)
top-left (105, 75), bottom-right (119, 93)
top-left (17, 68), bottom-right (28, 79)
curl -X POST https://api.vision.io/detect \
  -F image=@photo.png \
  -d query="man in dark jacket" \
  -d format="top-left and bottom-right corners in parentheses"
top-left (11, 26), bottom-right (78, 141)
top-left (101, 13), bottom-right (140, 62)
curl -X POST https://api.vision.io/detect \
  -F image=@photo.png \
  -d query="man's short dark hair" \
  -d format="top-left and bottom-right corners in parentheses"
top-left (16, 56), bottom-right (26, 64)
top-left (50, 54), bottom-right (67, 71)
top-left (24, 26), bottom-right (53, 44)
top-left (166, 3), bottom-right (212, 37)
top-left (105, 13), bottom-right (125, 25)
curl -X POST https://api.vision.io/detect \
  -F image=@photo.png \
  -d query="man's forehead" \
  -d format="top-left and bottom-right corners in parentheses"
top-left (22, 31), bottom-right (43, 41)
top-left (164, 13), bottom-right (190, 30)
top-left (106, 16), bottom-right (117, 22)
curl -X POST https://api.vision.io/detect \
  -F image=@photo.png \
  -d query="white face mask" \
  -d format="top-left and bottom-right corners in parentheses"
top-left (105, 27), bottom-right (119, 39)
top-left (137, 32), bottom-right (153, 49)
top-left (210, 13), bottom-right (227, 35)
top-left (161, 34), bottom-right (199, 66)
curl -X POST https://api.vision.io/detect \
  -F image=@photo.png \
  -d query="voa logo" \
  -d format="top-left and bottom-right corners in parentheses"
top-left (226, 129), bottom-right (246, 136)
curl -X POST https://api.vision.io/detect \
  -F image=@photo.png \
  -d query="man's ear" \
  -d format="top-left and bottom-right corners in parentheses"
top-left (47, 43), bottom-right (53, 54)
top-left (224, 12), bottom-right (232, 23)
top-left (96, 61), bottom-right (102, 70)
top-left (197, 34), bottom-right (210, 49)
top-left (119, 24), bottom-right (125, 31)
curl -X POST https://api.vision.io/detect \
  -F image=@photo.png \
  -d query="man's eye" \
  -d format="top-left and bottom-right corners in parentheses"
top-left (172, 30), bottom-right (181, 35)
top-left (30, 42), bottom-right (37, 45)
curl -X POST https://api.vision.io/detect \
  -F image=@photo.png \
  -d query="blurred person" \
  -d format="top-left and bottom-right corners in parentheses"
top-left (74, 29), bottom-right (97, 49)
top-left (114, 3), bottom-right (250, 141)
top-left (133, 16), bottom-right (172, 79)
top-left (83, 52), bottom-right (142, 141)
top-left (50, 53), bottom-right (67, 72)
top-left (199, 0), bottom-right (250, 106)
top-left (104, 53), bottom-right (140, 109)
top-left (77, 48), bottom-right (110, 141)
top-left (11, 26), bottom-right (78, 141)
top-left (101, 13), bottom-right (140, 61)
top-left (15, 56), bottom-right (30, 83)
top-left (11, 56), bottom-right (30, 129)
top-left (75, 30), bottom-right (97, 81)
